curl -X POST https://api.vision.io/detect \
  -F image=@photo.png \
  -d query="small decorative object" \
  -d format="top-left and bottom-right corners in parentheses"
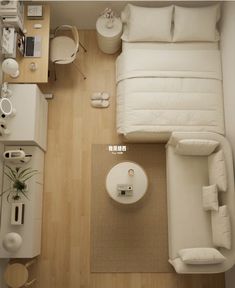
top-left (29, 62), bottom-right (37, 72)
top-left (101, 8), bottom-right (115, 29)
top-left (0, 97), bottom-right (16, 117)
top-left (11, 203), bottom-right (25, 225)
top-left (2, 58), bottom-right (20, 78)
top-left (27, 5), bottom-right (43, 19)
top-left (117, 184), bottom-right (133, 197)
top-left (2, 232), bottom-right (22, 252)
top-left (1, 82), bottom-right (12, 98)
top-left (128, 169), bottom-right (135, 177)
top-left (3, 150), bottom-right (31, 164)
top-left (1, 166), bottom-right (38, 202)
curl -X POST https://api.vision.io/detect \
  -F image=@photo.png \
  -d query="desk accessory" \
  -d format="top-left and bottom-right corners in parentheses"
top-left (11, 203), bottom-right (25, 225)
top-left (0, 98), bottom-right (16, 118)
top-left (24, 36), bottom-right (41, 57)
top-left (33, 23), bottom-right (42, 29)
top-left (3, 150), bottom-right (31, 164)
top-left (2, 27), bottom-right (16, 56)
top-left (27, 5), bottom-right (43, 19)
top-left (16, 30), bottom-right (25, 55)
top-left (2, 58), bottom-right (19, 78)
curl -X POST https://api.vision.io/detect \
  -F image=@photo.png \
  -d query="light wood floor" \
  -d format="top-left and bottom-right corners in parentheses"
top-left (37, 31), bottom-right (225, 288)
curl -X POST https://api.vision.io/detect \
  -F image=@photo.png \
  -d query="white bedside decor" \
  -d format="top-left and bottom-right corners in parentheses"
top-left (101, 8), bottom-right (115, 28)
top-left (2, 58), bottom-right (20, 78)
top-left (96, 15), bottom-right (122, 54)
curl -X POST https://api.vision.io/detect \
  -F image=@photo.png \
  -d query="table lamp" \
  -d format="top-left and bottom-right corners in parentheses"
top-left (2, 58), bottom-right (20, 78)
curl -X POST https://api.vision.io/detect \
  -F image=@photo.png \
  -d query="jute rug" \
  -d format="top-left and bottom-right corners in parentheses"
top-left (91, 144), bottom-right (172, 273)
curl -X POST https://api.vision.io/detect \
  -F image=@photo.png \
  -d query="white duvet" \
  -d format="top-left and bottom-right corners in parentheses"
top-left (116, 49), bottom-right (225, 138)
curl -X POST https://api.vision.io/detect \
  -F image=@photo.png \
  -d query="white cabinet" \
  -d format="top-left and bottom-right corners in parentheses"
top-left (0, 84), bottom-right (48, 151)
top-left (96, 16), bottom-right (122, 54)
top-left (0, 145), bottom-right (44, 258)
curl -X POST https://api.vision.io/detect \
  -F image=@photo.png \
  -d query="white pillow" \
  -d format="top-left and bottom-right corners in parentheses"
top-left (208, 150), bottom-right (227, 192)
top-left (121, 4), bottom-right (173, 42)
top-left (211, 206), bottom-right (231, 250)
top-left (173, 5), bottom-right (220, 42)
top-left (175, 139), bottom-right (219, 156)
top-left (202, 185), bottom-right (218, 211)
top-left (121, 4), bottom-right (130, 23)
top-left (178, 248), bottom-right (225, 264)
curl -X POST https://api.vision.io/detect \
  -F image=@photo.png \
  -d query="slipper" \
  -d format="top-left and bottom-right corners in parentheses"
top-left (91, 92), bottom-right (110, 100)
top-left (91, 99), bottom-right (109, 108)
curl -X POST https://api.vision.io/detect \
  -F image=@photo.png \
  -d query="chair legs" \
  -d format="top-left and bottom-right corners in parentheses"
top-left (73, 62), bottom-right (86, 80)
top-left (53, 62), bottom-right (86, 81)
top-left (79, 41), bottom-right (87, 53)
top-left (78, 68), bottom-right (86, 80)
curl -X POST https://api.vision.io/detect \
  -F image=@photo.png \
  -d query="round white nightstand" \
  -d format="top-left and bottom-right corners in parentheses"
top-left (96, 16), bottom-right (122, 54)
top-left (106, 161), bottom-right (148, 204)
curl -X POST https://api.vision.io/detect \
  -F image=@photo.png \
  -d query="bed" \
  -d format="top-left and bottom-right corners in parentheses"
top-left (116, 4), bottom-right (225, 142)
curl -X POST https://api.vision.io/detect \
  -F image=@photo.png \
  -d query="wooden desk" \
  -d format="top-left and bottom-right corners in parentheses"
top-left (4, 4), bottom-right (50, 83)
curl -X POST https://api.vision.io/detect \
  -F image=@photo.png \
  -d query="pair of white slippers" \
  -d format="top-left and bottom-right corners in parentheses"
top-left (91, 92), bottom-right (110, 108)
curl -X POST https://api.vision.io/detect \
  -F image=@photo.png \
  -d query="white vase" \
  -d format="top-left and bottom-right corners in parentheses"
top-left (106, 18), bottom-right (114, 29)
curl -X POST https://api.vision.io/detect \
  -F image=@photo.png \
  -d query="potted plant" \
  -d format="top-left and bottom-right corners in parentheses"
top-left (1, 166), bottom-right (38, 202)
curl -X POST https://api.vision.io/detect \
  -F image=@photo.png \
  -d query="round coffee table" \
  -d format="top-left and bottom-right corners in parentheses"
top-left (105, 161), bottom-right (148, 204)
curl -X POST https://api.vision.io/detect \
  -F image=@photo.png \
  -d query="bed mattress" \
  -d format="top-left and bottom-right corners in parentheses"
top-left (116, 42), bottom-right (224, 142)
top-left (122, 41), bottom-right (219, 51)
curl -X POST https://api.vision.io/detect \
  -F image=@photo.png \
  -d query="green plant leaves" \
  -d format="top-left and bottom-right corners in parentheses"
top-left (2, 165), bottom-right (38, 201)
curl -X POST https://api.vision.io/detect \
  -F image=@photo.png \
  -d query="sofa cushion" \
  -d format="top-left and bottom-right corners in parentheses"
top-left (178, 247), bottom-right (225, 264)
top-left (208, 150), bottom-right (227, 192)
top-left (202, 184), bottom-right (218, 211)
top-left (211, 206), bottom-right (231, 249)
top-left (175, 139), bottom-right (219, 156)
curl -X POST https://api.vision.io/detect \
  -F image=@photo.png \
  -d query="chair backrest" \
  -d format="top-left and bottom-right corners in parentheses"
top-left (71, 26), bottom-right (79, 53)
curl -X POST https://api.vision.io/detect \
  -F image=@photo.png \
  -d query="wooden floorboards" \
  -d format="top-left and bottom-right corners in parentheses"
top-left (37, 31), bottom-right (225, 288)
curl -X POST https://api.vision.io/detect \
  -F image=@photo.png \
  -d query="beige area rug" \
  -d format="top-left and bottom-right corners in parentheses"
top-left (91, 144), bottom-right (172, 273)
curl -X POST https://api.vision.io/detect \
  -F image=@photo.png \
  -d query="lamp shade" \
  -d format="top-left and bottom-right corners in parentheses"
top-left (2, 58), bottom-right (19, 78)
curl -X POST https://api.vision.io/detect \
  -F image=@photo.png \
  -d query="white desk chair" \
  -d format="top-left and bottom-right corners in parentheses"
top-left (50, 25), bottom-right (87, 80)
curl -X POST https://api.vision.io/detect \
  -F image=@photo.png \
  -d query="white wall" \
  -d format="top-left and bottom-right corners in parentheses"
top-left (220, 2), bottom-right (235, 288)
top-left (48, 1), bottom-right (218, 29)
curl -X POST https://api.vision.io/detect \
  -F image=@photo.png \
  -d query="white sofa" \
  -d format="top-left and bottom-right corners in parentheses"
top-left (166, 132), bottom-right (235, 273)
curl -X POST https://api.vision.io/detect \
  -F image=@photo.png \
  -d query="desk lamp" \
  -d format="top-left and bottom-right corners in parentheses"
top-left (2, 58), bottom-right (20, 78)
